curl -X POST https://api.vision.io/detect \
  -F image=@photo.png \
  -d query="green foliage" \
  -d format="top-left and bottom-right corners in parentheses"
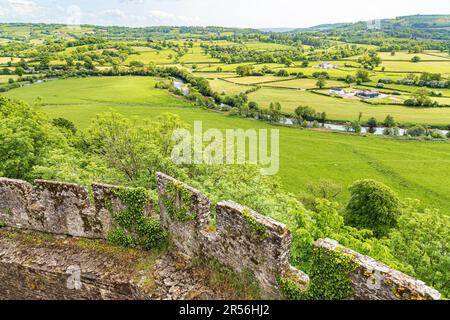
top-left (277, 276), bottom-right (306, 300)
top-left (390, 200), bottom-right (450, 297)
top-left (280, 246), bottom-right (359, 301)
top-left (107, 187), bottom-right (168, 250)
top-left (52, 117), bottom-right (77, 134)
top-left (86, 112), bottom-right (189, 188)
top-left (306, 247), bottom-right (358, 300)
top-left (291, 199), bottom-right (405, 275)
top-left (383, 115), bottom-right (396, 128)
top-left (345, 180), bottom-right (402, 238)
top-left (192, 257), bottom-right (262, 300)
top-left (407, 125), bottom-right (427, 137)
top-left (242, 208), bottom-right (267, 240)
top-left (0, 97), bottom-right (50, 179)
top-left (162, 181), bottom-right (196, 223)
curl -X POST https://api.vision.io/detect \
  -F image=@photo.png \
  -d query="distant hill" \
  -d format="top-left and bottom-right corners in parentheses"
top-left (258, 28), bottom-right (296, 33)
top-left (294, 14), bottom-right (450, 32)
top-left (288, 14), bottom-right (450, 40)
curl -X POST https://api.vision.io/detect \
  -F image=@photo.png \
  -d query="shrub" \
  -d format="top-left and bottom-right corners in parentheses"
top-left (407, 125), bottom-right (426, 137)
top-left (345, 179), bottom-right (401, 238)
top-left (52, 118), bottom-right (77, 134)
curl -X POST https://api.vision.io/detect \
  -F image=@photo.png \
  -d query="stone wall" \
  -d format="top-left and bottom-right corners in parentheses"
top-left (0, 175), bottom-right (442, 300)
top-left (314, 239), bottom-right (440, 300)
top-left (0, 178), bottom-right (129, 239)
top-left (156, 172), bottom-right (309, 299)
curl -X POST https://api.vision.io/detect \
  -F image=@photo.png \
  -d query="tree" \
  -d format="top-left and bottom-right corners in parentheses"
top-left (412, 89), bottom-right (433, 106)
top-left (268, 102), bottom-right (282, 123)
top-left (0, 97), bottom-right (50, 179)
top-left (383, 115), bottom-right (396, 128)
top-left (356, 70), bottom-right (370, 83)
top-left (411, 56), bottom-right (421, 63)
top-left (236, 65), bottom-right (254, 77)
top-left (345, 179), bottom-right (401, 238)
top-left (367, 117), bottom-right (378, 134)
top-left (390, 200), bottom-right (450, 297)
top-left (86, 112), bottom-right (188, 186)
top-left (316, 77), bottom-right (327, 89)
top-left (306, 179), bottom-right (343, 200)
top-left (276, 69), bottom-right (290, 77)
top-left (129, 60), bottom-right (144, 68)
top-left (15, 67), bottom-right (24, 76)
top-left (351, 121), bottom-right (362, 133)
top-left (295, 106), bottom-right (317, 122)
top-left (407, 125), bottom-right (426, 137)
top-left (52, 118), bottom-right (77, 134)
top-left (358, 50), bottom-right (382, 69)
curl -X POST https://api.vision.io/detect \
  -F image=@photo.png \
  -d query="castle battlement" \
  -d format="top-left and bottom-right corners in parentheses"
top-left (0, 175), bottom-right (441, 300)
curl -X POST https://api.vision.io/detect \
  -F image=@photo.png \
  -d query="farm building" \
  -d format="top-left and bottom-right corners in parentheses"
top-left (329, 87), bottom-right (346, 95)
top-left (314, 62), bottom-right (337, 69)
top-left (355, 90), bottom-right (381, 99)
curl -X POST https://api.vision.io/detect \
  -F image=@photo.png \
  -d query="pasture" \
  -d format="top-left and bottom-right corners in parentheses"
top-left (247, 87), bottom-right (450, 126)
top-left (2, 76), bottom-right (450, 213)
top-left (125, 49), bottom-right (178, 65)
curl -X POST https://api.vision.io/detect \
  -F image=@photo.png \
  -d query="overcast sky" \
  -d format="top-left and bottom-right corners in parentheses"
top-left (0, 0), bottom-right (449, 28)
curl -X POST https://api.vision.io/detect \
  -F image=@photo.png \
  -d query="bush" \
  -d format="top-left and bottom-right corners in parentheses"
top-left (390, 200), bottom-right (450, 297)
top-left (276, 69), bottom-right (290, 77)
top-left (407, 125), bottom-right (426, 137)
top-left (345, 179), bottom-right (401, 238)
top-left (429, 130), bottom-right (445, 139)
top-left (52, 118), bottom-right (77, 134)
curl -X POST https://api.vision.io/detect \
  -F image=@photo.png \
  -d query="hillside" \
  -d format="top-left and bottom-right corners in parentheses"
top-left (294, 14), bottom-right (450, 40)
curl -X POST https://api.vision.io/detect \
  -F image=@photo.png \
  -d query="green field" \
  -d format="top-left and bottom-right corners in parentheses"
top-left (378, 61), bottom-right (450, 75)
top-left (226, 75), bottom-right (293, 85)
top-left (0, 75), bottom-right (18, 83)
top-left (125, 48), bottom-right (178, 65)
top-left (208, 79), bottom-right (250, 95)
top-left (247, 87), bottom-right (450, 125)
top-left (3, 76), bottom-right (187, 108)
top-left (3, 76), bottom-right (450, 213)
top-left (263, 78), bottom-right (349, 89)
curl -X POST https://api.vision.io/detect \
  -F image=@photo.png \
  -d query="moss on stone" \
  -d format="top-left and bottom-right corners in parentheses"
top-left (163, 181), bottom-right (196, 223)
top-left (242, 208), bottom-right (268, 241)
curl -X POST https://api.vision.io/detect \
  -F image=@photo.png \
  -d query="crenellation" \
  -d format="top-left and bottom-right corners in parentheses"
top-left (314, 239), bottom-right (441, 300)
top-left (0, 175), bottom-right (441, 300)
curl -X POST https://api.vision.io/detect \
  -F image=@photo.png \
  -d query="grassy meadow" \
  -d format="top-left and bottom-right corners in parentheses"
top-left (3, 76), bottom-right (450, 213)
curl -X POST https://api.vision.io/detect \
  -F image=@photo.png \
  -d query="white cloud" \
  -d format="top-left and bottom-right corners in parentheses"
top-left (101, 9), bottom-right (127, 19)
top-left (149, 9), bottom-right (199, 25)
top-left (6, 0), bottom-right (42, 16)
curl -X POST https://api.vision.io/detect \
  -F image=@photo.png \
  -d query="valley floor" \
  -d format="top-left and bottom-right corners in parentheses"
top-left (3, 76), bottom-right (450, 213)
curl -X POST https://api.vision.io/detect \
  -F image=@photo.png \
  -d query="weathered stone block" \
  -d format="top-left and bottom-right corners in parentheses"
top-left (156, 172), bottom-right (211, 259)
top-left (314, 239), bottom-right (441, 300)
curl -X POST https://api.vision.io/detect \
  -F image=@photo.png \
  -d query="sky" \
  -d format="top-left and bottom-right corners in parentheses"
top-left (0, 0), bottom-right (449, 29)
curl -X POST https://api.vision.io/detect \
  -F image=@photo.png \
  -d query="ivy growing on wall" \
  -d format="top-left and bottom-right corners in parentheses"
top-left (279, 247), bottom-right (358, 300)
top-left (107, 187), bottom-right (168, 251)
top-left (242, 208), bottom-right (268, 241)
top-left (277, 276), bottom-right (307, 300)
top-left (306, 247), bottom-right (358, 300)
top-left (162, 181), bottom-right (196, 223)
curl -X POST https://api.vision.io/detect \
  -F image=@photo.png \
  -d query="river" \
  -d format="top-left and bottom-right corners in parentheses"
top-left (175, 78), bottom-right (448, 136)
